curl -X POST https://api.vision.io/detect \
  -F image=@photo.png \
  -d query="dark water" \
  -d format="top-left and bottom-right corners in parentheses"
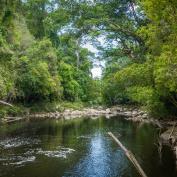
top-left (0, 116), bottom-right (176, 177)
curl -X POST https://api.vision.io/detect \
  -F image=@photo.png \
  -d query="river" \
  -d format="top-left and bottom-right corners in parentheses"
top-left (0, 116), bottom-right (176, 177)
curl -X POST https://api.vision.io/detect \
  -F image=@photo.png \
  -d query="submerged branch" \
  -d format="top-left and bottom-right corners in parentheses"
top-left (108, 132), bottom-right (148, 177)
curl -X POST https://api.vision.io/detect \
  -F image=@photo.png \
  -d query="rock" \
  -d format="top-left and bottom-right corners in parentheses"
top-left (141, 114), bottom-right (148, 119)
top-left (139, 111), bottom-right (145, 115)
top-left (160, 128), bottom-right (173, 143)
top-left (3, 105), bottom-right (153, 124)
top-left (55, 111), bottom-right (60, 118)
top-left (167, 121), bottom-right (177, 126)
top-left (124, 111), bottom-right (132, 116)
top-left (132, 111), bottom-right (138, 116)
top-left (105, 108), bottom-right (111, 114)
top-left (116, 107), bottom-right (123, 112)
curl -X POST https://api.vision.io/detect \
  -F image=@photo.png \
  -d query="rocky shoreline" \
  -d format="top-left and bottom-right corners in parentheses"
top-left (1, 105), bottom-right (157, 123)
top-left (26, 106), bottom-right (151, 121)
top-left (1, 105), bottom-right (177, 163)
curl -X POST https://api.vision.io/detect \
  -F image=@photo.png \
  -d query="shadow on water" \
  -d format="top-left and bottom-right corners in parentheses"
top-left (0, 116), bottom-right (176, 177)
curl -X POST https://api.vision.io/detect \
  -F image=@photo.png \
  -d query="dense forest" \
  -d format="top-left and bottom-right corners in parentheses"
top-left (0, 0), bottom-right (177, 118)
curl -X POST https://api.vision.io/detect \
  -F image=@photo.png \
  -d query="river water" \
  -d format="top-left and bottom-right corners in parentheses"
top-left (0, 116), bottom-right (176, 177)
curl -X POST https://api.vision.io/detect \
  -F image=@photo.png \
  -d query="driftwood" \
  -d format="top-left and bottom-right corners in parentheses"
top-left (2, 117), bottom-right (25, 123)
top-left (108, 132), bottom-right (148, 177)
top-left (0, 100), bottom-right (13, 107)
top-left (168, 123), bottom-right (176, 140)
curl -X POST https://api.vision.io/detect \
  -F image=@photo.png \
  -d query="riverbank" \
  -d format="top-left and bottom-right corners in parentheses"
top-left (1, 105), bottom-right (150, 123)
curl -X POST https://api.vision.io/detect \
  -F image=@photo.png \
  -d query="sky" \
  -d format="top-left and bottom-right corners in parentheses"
top-left (82, 35), bottom-right (107, 78)
top-left (84, 35), bottom-right (119, 78)
top-left (82, 43), bottom-right (102, 78)
top-left (91, 67), bottom-right (102, 78)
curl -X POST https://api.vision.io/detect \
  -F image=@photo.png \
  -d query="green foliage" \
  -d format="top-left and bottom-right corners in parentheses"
top-left (0, 104), bottom-right (25, 118)
top-left (103, 62), bottom-right (153, 105)
top-left (58, 101), bottom-right (85, 111)
top-left (0, 65), bottom-right (14, 99)
top-left (85, 79), bottom-right (103, 105)
top-left (154, 47), bottom-right (177, 95)
top-left (102, 0), bottom-right (177, 117)
top-left (103, 59), bottom-right (173, 117)
top-left (0, 0), bottom-right (177, 119)
top-left (115, 62), bottom-right (153, 87)
top-left (14, 39), bottom-right (63, 102)
top-left (57, 34), bottom-right (94, 102)
top-left (0, 31), bottom-right (14, 60)
top-left (16, 59), bottom-right (62, 101)
top-left (58, 62), bottom-right (80, 101)
top-left (103, 74), bottom-right (128, 105)
top-left (127, 86), bottom-right (167, 117)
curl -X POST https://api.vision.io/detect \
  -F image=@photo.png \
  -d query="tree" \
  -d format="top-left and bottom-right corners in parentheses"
top-left (14, 39), bottom-right (63, 102)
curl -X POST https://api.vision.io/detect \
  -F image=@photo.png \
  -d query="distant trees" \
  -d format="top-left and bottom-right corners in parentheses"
top-left (0, 0), bottom-right (177, 118)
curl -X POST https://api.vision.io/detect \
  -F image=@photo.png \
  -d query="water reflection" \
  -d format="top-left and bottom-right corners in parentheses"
top-left (0, 116), bottom-right (176, 177)
top-left (66, 132), bottom-right (129, 177)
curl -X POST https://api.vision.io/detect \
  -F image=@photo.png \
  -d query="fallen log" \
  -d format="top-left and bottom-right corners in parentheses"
top-left (2, 117), bottom-right (24, 123)
top-left (108, 132), bottom-right (148, 177)
top-left (0, 100), bottom-right (13, 107)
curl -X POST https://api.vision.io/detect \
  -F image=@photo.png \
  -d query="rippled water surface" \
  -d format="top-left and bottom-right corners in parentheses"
top-left (0, 116), bottom-right (176, 177)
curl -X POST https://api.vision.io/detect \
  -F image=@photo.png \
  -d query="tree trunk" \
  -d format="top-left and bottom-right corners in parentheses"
top-left (0, 100), bottom-right (13, 107)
